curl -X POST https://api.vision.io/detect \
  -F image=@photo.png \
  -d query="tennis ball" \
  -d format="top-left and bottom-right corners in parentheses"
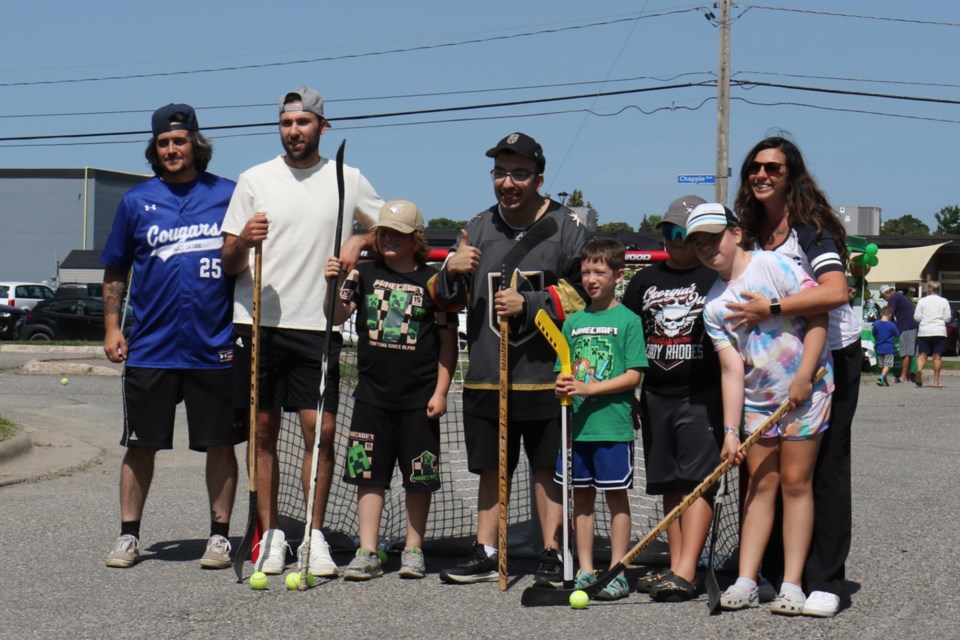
top-left (249, 571), bottom-right (269, 590)
top-left (285, 572), bottom-right (300, 590)
top-left (304, 571), bottom-right (316, 587)
top-left (60, 377), bottom-right (69, 385)
top-left (377, 550), bottom-right (388, 565)
top-left (569, 590), bottom-right (589, 609)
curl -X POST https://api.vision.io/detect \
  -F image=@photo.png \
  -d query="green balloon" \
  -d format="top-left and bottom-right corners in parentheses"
top-left (865, 243), bottom-right (879, 256)
top-left (857, 253), bottom-right (868, 265)
top-left (867, 255), bottom-right (879, 266)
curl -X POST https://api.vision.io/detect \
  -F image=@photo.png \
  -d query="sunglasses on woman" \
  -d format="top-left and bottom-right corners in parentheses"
top-left (747, 161), bottom-right (785, 176)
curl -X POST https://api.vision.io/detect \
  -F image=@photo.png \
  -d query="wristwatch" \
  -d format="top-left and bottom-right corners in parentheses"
top-left (770, 298), bottom-right (782, 316)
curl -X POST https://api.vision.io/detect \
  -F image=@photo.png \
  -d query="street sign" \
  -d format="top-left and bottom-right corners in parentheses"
top-left (677, 174), bottom-right (716, 184)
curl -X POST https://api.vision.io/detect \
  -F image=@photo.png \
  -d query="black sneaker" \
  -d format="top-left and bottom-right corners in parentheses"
top-left (533, 547), bottom-right (563, 588)
top-left (439, 542), bottom-right (498, 584)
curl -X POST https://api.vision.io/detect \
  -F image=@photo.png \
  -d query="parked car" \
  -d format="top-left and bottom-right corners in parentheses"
top-left (16, 296), bottom-right (133, 341)
top-left (0, 304), bottom-right (26, 340)
top-left (0, 281), bottom-right (55, 311)
top-left (55, 282), bottom-right (104, 298)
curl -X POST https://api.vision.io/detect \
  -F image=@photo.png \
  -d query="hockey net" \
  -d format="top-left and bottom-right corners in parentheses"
top-left (274, 264), bottom-right (741, 568)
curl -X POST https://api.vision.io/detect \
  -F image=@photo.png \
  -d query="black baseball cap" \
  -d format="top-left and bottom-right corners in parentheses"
top-left (485, 132), bottom-right (546, 172)
top-left (151, 104), bottom-right (199, 137)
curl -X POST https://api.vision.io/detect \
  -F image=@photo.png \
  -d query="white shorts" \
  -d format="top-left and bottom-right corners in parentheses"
top-left (744, 392), bottom-right (831, 441)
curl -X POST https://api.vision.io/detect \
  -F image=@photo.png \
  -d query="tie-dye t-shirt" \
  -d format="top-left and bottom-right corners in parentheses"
top-left (702, 250), bottom-right (834, 413)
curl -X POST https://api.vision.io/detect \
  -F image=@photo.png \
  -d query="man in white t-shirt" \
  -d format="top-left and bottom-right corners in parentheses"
top-left (222, 87), bottom-right (383, 575)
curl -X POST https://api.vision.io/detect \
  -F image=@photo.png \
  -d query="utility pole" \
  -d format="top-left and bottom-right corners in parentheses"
top-left (715, 0), bottom-right (731, 205)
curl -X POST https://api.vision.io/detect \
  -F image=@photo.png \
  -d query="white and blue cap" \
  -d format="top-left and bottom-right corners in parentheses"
top-left (683, 202), bottom-right (739, 237)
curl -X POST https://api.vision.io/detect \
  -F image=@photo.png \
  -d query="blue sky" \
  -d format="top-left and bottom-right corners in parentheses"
top-left (2, 1), bottom-right (958, 231)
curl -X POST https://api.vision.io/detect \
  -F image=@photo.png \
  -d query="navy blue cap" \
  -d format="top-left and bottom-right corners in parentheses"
top-left (151, 103), bottom-right (199, 137)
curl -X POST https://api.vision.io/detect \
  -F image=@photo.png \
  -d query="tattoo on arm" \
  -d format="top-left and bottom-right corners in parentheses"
top-left (105, 281), bottom-right (126, 317)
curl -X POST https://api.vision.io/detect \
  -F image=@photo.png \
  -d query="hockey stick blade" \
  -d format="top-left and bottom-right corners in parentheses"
top-left (705, 474), bottom-right (726, 614)
top-left (520, 366), bottom-right (827, 606)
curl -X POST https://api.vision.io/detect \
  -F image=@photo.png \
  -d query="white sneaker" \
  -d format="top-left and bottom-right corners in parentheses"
top-left (253, 529), bottom-right (289, 574)
top-left (298, 529), bottom-right (338, 578)
top-left (802, 590), bottom-right (840, 617)
top-left (104, 534), bottom-right (140, 568)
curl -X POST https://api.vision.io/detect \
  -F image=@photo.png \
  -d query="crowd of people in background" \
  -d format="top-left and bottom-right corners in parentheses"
top-left (100, 86), bottom-right (960, 620)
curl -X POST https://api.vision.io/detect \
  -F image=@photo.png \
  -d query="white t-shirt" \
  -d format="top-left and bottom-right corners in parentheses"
top-left (914, 294), bottom-right (951, 338)
top-left (703, 251), bottom-right (834, 412)
top-left (222, 155), bottom-right (382, 330)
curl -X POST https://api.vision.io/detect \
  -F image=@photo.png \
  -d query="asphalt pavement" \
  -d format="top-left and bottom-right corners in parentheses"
top-left (0, 346), bottom-right (958, 639)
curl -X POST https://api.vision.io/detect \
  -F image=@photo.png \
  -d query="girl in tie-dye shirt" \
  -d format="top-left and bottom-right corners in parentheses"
top-left (684, 202), bottom-right (833, 615)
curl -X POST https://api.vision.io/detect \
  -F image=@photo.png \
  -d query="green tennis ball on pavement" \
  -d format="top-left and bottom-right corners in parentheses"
top-left (60, 377), bottom-right (69, 385)
top-left (249, 571), bottom-right (269, 590)
top-left (569, 590), bottom-right (589, 609)
top-left (285, 572), bottom-right (301, 590)
top-left (377, 550), bottom-right (388, 565)
top-left (304, 571), bottom-right (316, 587)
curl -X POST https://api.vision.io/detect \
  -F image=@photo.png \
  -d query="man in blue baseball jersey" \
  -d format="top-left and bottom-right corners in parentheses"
top-left (101, 103), bottom-right (243, 570)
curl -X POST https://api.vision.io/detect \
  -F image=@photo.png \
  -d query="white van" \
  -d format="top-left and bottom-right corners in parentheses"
top-left (0, 282), bottom-right (55, 311)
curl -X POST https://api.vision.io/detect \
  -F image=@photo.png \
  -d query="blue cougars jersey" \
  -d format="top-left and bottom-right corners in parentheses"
top-left (101, 173), bottom-right (236, 369)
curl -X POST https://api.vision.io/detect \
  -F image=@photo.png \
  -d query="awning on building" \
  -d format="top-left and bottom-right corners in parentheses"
top-left (866, 242), bottom-right (951, 284)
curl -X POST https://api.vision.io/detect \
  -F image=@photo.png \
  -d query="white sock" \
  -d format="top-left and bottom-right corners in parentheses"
top-left (735, 577), bottom-right (757, 589)
top-left (781, 581), bottom-right (803, 595)
top-left (483, 544), bottom-right (497, 557)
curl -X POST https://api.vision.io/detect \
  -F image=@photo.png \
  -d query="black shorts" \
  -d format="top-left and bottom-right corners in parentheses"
top-left (341, 401), bottom-right (441, 493)
top-left (463, 412), bottom-right (561, 476)
top-left (121, 367), bottom-right (243, 452)
top-left (639, 387), bottom-right (723, 496)
top-left (233, 325), bottom-right (342, 417)
top-left (917, 335), bottom-right (947, 356)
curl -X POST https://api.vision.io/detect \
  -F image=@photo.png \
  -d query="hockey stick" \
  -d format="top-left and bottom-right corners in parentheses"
top-left (520, 366), bottom-right (827, 606)
top-left (705, 472), bottom-right (727, 614)
top-left (533, 310), bottom-right (574, 589)
top-left (497, 268), bottom-right (517, 591)
top-left (299, 139), bottom-right (347, 590)
top-left (233, 245), bottom-right (262, 582)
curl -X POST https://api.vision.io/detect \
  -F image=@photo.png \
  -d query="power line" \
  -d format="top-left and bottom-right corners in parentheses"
top-left (740, 4), bottom-right (960, 27)
top-left (0, 82), bottom-right (713, 143)
top-left (0, 9), bottom-right (703, 89)
top-left (732, 79), bottom-right (960, 106)
top-left (737, 69), bottom-right (960, 91)
top-left (733, 96), bottom-right (960, 125)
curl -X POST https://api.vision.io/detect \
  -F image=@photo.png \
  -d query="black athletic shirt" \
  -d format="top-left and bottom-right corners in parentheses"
top-left (622, 262), bottom-right (721, 397)
top-left (340, 260), bottom-right (455, 410)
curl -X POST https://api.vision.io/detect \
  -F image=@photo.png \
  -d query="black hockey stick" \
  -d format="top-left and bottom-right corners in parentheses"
top-left (234, 245), bottom-right (263, 582)
top-left (299, 139), bottom-right (347, 590)
top-left (520, 366), bottom-right (827, 606)
top-left (705, 472), bottom-right (727, 614)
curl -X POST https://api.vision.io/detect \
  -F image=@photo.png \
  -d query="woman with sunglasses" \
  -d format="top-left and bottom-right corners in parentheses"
top-left (726, 136), bottom-right (860, 618)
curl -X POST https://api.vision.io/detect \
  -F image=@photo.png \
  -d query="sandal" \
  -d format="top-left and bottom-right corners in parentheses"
top-left (651, 573), bottom-right (700, 602)
top-left (636, 568), bottom-right (671, 594)
top-left (720, 583), bottom-right (759, 610)
top-left (770, 589), bottom-right (806, 615)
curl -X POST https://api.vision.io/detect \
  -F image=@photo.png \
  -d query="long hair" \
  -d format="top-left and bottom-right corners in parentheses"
top-left (144, 129), bottom-right (213, 175)
top-left (733, 136), bottom-right (848, 265)
top-left (374, 229), bottom-right (430, 265)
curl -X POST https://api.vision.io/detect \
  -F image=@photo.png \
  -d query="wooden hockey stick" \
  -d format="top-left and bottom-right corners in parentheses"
top-left (233, 245), bottom-right (262, 582)
top-left (497, 268), bottom-right (518, 591)
top-left (533, 310), bottom-right (574, 588)
top-left (520, 366), bottom-right (827, 606)
top-left (299, 139), bottom-right (347, 590)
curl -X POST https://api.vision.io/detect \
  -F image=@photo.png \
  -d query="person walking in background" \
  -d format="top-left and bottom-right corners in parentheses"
top-left (878, 284), bottom-right (919, 384)
top-left (101, 103), bottom-right (241, 570)
top-left (913, 281), bottom-right (952, 388)
top-left (871, 306), bottom-right (899, 387)
top-left (221, 87), bottom-right (383, 575)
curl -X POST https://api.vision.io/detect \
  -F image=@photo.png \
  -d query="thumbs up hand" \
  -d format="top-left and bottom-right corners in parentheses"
top-left (446, 228), bottom-right (482, 276)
